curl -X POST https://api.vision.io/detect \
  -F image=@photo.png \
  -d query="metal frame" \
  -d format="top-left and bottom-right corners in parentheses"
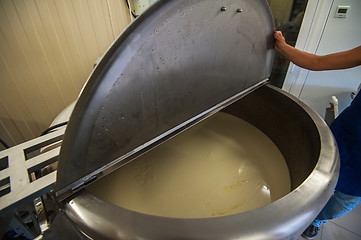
top-left (0, 126), bottom-right (65, 213)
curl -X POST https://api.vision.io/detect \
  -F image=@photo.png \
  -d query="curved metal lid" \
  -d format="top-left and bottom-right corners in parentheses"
top-left (56, 0), bottom-right (275, 200)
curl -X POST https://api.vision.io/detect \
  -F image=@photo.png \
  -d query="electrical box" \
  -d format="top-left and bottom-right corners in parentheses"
top-left (334, 5), bottom-right (350, 18)
top-left (130, 0), bottom-right (158, 17)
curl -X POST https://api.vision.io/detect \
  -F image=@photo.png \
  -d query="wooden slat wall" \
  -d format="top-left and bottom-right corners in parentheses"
top-left (0, 0), bottom-right (131, 149)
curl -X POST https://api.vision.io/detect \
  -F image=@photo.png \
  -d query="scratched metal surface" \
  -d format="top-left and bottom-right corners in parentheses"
top-left (55, 0), bottom-right (275, 199)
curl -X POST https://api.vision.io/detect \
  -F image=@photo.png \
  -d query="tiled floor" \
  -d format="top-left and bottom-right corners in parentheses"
top-left (298, 204), bottom-right (361, 240)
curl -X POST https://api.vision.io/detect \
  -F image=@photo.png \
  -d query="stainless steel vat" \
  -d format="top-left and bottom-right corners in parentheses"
top-left (61, 84), bottom-right (339, 240)
top-left (49, 0), bottom-right (339, 239)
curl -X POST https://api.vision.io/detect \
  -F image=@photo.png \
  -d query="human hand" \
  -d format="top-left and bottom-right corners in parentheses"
top-left (274, 31), bottom-right (286, 52)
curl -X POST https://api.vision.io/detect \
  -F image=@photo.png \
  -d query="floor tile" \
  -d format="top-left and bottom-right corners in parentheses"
top-left (322, 221), bottom-right (361, 240)
top-left (330, 204), bottom-right (361, 236)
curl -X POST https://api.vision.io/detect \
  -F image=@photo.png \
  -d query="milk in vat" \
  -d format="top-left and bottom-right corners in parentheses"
top-left (87, 112), bottom-right (290, 218)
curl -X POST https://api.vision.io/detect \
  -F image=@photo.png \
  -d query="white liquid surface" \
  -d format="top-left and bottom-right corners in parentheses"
top-left (87, 112), bottom-right (291, 218)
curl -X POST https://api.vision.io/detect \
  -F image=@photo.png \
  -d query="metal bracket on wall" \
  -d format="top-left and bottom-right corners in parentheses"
top-left (0, 126), bottom-right (65, 213)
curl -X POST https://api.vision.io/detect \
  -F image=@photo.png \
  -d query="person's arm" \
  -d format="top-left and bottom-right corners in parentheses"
top-left (274, 31), bottom-right (361, 71)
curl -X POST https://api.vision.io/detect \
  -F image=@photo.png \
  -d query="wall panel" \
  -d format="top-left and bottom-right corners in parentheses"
top-left (0, 0), bottom-right (131, 148)
top-left (108, 0), bottom-right (133, 37)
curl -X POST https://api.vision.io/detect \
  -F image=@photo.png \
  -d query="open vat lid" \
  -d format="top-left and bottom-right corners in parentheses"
top-left (55, 0), bottom-right (275, 200)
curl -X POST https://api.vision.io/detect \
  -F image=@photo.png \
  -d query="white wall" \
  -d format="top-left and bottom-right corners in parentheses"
top-left (283, 0), bottom-right (361, 118)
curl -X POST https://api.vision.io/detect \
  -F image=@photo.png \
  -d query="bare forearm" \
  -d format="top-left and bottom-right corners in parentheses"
top-left (274, 31), bottom-right (361, 71)
top-left (276, 44), bottom-right (325, 71)
top-left (278, 44), bottom-right (361, 71)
